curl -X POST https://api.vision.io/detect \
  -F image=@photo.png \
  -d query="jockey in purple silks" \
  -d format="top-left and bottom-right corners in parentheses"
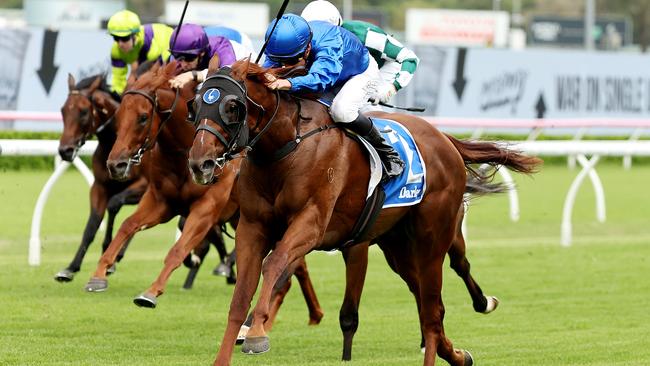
top-left (168, 24), bottom-right (237, 88)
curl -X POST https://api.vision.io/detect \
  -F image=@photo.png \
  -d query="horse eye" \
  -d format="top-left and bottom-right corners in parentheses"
top-left (138, 113), bottom-right (149, 125)
top-left (80, 108), bottom-right (89, 116)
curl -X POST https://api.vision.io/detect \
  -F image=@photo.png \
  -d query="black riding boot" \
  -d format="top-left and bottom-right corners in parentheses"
top-left (344, 114), bottom-right (405, 181)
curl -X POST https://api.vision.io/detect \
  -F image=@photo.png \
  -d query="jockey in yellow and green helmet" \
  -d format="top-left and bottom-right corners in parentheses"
top-left (107, 10), bottom-right (173, 95)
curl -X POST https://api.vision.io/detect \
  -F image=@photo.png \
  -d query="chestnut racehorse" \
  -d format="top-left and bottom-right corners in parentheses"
top-left (188, 60), bottom-right (541, 366)
top-left (83, 62), bottom-right (324, 328)
top-left (56, 73), bottom-right (226, 289)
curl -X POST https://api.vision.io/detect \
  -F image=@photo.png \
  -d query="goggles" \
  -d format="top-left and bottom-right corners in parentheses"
top-left (172, 52), bottom-right (199, 62)
top-left (113, 35), bottom-right (132, 43)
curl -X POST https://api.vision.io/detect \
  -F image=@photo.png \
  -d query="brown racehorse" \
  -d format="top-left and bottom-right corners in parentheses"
top-left (187, 60), bottom-right (541, 366)
top-left (83, 62), bottom-right (324, 328)
top-left (55, 73), bottom-right (147, 282)
top-left (56, 73), bottom-right (223, 289)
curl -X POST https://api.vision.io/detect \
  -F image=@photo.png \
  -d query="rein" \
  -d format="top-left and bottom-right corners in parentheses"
top-left (247, 95), bottom-right (338, 165)
top-left (123, 87), bottom-right (180, 164)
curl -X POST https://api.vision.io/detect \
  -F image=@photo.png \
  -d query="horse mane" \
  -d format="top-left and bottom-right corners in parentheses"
top-left (135, 60), bottom-right (158, 78)
top-left (130, 61), bottom-right (178, 92)
top-left (75, 74), bottom-right (110, 93)
top-left (230, 59), bottom-right (308, 84)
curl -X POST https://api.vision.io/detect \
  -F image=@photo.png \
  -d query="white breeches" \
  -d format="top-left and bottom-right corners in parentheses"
top-left (330, 57), bottom-right (381, 123)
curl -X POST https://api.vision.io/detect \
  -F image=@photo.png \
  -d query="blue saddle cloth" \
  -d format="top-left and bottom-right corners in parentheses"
top-left (372, 118), bottom-right (426, 208)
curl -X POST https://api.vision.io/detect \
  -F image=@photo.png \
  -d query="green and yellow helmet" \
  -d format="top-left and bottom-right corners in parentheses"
top-left (107, 10), bottom-right (141, 37)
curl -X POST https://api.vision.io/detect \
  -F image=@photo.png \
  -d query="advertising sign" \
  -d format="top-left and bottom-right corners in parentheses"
top-left (405, 9), bottom-right (510, 47)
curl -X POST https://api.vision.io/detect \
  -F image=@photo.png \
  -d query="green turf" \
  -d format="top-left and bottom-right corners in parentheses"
top-left (1, 163), bottom-right (649, 365)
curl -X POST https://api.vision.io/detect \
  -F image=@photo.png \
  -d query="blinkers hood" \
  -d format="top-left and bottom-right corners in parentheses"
top-left (194, 67), bottom-right (249, 151)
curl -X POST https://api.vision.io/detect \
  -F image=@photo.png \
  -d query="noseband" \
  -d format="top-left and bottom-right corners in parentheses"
top-left (122, 87), bottom-right (180, 164)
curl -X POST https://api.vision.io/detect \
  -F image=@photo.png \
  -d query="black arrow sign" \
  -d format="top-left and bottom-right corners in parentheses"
top-left (535, 93), bottom-right (547, 119)
top-left (452, 47), bottom-right (468, 102)
top-left (37, 29), bottom-right (59, 94)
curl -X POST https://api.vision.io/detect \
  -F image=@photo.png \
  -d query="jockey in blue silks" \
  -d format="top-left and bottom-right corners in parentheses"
top-left (262, 13), bottom-right (404, 179)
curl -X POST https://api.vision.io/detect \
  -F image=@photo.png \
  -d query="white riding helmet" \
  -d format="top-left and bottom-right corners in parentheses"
top-left (300, 0), bottom-right (343, 26)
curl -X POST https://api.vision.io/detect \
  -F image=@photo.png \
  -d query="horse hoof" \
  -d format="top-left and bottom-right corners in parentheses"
top-left (133, 292), bottom-right (157, 308)
top-left (226, 274), bottom-right (236, 285)
top-left (241, 335), bottom-right (270, 354)
top-left (84, 277), bottom-right (108, 292)
top-left (236, 325), bottom-right (249, 345)
top-left (106, 264), bottom-right (117, 276)
top-left (213, 262), bottom-right (231, 277)
top-left (482, 296), bottom-right (499, 314)
top-left (54, 268), bottom-right (75, 282)
top-left (463, 350), bottom-right (474, 366)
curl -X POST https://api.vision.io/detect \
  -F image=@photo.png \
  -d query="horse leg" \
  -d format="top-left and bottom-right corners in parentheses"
top-left (214, 218), bottom-right (271, 366)
top-left (101, 188), bottom-right (143, 275)
top-left (236, 256), bottom-right (319, 344)
top-left (208, 226), bottom-right (236, 283)
top-left (182, 239), bottom-right (210, 290)
top-left (413, 198), bottom-right (472, 366)
top-left (55, 183), bottom-right (108, 282)
top-left (447, 215), bottom-right (498, 314)
top-left (264, 267), bottom-right (293, 332)
top-left (293, 256), bottom-right (324, 325)
top-left (84, 189), bottom-right (171, 292)
top-left (339, 241), bottom-right (369, 361)
top-left (242, 207), bottom-right (323, 355)
top-left (136, 172), bottom-right (237, 305)
top-left (135, 201), bottom-right (221, 307)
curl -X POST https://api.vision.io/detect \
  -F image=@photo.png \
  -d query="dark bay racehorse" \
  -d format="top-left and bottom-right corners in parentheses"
top-left (188, 60), bottom-right (541, 366)
top-left (83, 62), bottom-right (324, 327)
top-left (55, 74), bottom-right (147, 282)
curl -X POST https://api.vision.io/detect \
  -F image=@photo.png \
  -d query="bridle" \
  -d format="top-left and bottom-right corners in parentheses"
top-left (194, 69), bottom-right (337, 168)
top-left (67, 89), bottom-right (114, 150)
top-left (122, 87), bottom-right (180, 165)
top-left (194, 73), bottom-right (280, 169)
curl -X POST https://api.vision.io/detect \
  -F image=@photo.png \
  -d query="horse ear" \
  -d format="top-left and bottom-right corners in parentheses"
top-left (208, 53), bottom-right (221, 74)
top-left (88, 76), bottom-right (102, 93)
top-left (151, 62), bottom-right (161, 74)
top-left (164, 60), bottom-right (177, 76)
top-left (68, 73), bottom-right (76, 91)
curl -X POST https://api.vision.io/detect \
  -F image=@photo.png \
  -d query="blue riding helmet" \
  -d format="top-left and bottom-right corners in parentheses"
top-left (264, 14), bottom-right (312, 62)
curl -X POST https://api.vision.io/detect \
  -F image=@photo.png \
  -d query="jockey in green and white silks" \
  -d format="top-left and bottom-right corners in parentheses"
top-left (107, 10), bottom-right (173, 95)
top-left (301, 0), bottom-right (420, 104)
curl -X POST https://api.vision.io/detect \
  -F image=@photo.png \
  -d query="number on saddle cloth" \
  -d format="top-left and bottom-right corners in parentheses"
top-left (370, 118), bottom-right (426, 208)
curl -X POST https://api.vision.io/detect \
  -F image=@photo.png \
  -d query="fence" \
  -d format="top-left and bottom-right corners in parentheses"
top-left (2, 112), bottom-right (650, 265)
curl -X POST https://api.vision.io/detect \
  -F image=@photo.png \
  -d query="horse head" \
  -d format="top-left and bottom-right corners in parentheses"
top-left (59, 73), bottom-right (117, 161)
top-left (188, 56), bottom-right (296, 184)
top-left (106, 61), bottom-right (188, 180)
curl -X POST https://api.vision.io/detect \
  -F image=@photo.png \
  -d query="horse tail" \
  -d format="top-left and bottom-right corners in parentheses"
top-left (465, 174), bottom-right (508, 196)
top-left (445, 134), bottom-right (542, 174)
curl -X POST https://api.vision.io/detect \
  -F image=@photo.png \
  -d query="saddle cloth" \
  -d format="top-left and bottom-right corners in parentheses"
top-left (315, 96), bottom-right (426, 208)
top-left (370, 118), bottom-right (427, 208)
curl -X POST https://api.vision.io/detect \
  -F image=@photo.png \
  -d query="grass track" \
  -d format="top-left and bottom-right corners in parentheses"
top-left (1, 163), bottom-right (649, 365)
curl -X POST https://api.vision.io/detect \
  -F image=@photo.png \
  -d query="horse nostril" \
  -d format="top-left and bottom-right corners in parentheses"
top-left (201, 159), bottom-right (216, 173)
top-left (107, 160), bottom-right (129, 180)
top-left (115, 161), bottom-right (128, 172)
top-left (58, 146), bottom-right (75, 161)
